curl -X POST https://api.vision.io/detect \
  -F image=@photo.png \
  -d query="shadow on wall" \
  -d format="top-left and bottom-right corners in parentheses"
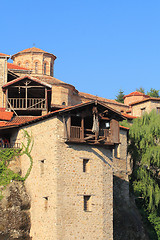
top-left (113, 175), bottom-right (151, 240)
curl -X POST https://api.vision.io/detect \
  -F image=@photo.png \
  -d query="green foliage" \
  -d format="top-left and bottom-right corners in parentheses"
top-left (115, 89), bottom-right (125, 103)
top-left (122, 111), bottom-right (160, 239)
top-left (136, 87), bottom-right (145, 94)
top-left (147, 88), bottom-right (160, 98)
top-left (0, 130), bottom-right (33, 200)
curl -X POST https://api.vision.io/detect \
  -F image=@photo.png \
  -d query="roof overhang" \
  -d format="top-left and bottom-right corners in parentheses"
top-left (2, 75), bottom-right (52, 89)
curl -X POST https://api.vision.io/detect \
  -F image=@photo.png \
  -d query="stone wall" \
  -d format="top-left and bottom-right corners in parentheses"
top-left (0, 57), bottom-right (7, 107)
top-left (10, 115), bottom-right (120, 240)
top-left (131, 100), bottom-right (160, 117)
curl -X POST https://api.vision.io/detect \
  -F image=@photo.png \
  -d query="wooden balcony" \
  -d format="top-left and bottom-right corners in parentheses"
top-left (7, 98), bottom-right (46, 110)
top-left (68, 126), bottom-right (112, 145)
top-left (0, 142), bottom-right (22, 149)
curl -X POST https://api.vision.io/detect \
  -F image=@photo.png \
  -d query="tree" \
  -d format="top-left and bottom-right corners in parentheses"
top-left (136, 87), bottom-right (145, 94)
top-left (115, 89), bottom-right (125, 103)
top-left (122, 111), bottom-right (160, 239)
top-left (147, 88), bottom-right (160, 98)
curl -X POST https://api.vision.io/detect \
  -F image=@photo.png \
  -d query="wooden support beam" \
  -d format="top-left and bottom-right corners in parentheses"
top-left (84, 135), bottom-right (95, 140)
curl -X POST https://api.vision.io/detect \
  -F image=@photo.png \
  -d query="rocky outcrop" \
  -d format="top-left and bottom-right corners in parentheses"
top-left (113, 175), bottom-right (149, 240)
top-left (0, 182), bottom-right (31, 240)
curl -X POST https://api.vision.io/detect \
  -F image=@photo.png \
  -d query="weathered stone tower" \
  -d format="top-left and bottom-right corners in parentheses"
top-left (11, 47), bottom-right (57, 77)
top-left (0, 53), bottom-right (10, 108)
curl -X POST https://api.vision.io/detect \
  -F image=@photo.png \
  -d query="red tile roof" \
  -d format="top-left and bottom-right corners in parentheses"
top-left (0, 111), bottom-right (13, 121)
top-left (7, 62), bottom-right (29, 71)
top-left (11, 47), bottom-right (56, 59)
top-left (0, 116), bottom-right (39, 127)
top-left (123, 91), bottom-right (149, 99)
top-left (130, 97), bottom-right (160, 106)
top-left (0, 53), bottom-right (10, 57)
top-left (79, 92), bottom-right (128, 107)
top-left (0, 108), bottom-right (6, 112)
top-left (119, 125), bottom-right (129, 130)
top-left (122, 113), bottom-right (137, 119)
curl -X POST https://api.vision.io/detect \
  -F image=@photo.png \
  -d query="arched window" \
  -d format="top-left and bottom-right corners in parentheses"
top-left (50, 63), bottom-right (53, 76)
top-left (35, 62), bottom-right (38, 74)
top-left (18, 62), bottom-right (21, 66)
top-left (44, 63), bottom-right (46, 75)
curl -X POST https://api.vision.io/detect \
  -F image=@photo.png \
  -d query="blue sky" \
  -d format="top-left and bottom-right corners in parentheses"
top-left (1, 0), bottom-right (160, 100)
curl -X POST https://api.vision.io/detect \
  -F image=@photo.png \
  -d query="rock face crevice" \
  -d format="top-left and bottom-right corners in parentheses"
top-left (0, 182), bottom-right (31, 240)
top-left (113, 175), bottom-right (149, 240)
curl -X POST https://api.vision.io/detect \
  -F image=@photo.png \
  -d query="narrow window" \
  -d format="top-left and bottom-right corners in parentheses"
top-left (84, 195), bottom-right (91, 211)
top-left (83, 159), bottom-right (90, 173)
top-left (141, 107), bottom-right (146, 115)
top-left (35, 62), bottom-right (38, 73)
top-left (50, 62), bottom-right (53, 76)
top-left (114, 145), bottom-right (120, 158)
top-left (44, 63), bottom-right (46, 75)
top-left (43, 197), bottom-right (48, 210)
top-left (40, 160), bottom-right (45, 175)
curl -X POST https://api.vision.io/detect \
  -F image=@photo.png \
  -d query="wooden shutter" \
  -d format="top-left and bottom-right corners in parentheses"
top-left (110, 119), bottom-right (119, 144)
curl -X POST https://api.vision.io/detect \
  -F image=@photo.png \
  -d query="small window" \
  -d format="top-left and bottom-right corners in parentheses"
top-left (35, 62), bottom-right (38, 73)
top-left (50, 62), bottom-right (53, 76)
top-left (141, 108), bottom-right (146, 115)
top-left (84, 195), bottom-right (91, 211)
top-left (83, 159), bottom-right (90, 173)
top-left (44, 63), bottom-right (46, 75)
top-left (62, 102), bottom-right (66, 106)
top-left (105, 122), bottom-right (110, 128)
top-left (43, 197), bottom-right (48, 210)
top-left (40, 160), bottom-right (44, 175)
top-left (114, 145), bottom-right (120, 158)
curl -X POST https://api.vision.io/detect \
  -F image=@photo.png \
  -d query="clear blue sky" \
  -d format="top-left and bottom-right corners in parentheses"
top-left (1, 0), bottom-right (160, 100)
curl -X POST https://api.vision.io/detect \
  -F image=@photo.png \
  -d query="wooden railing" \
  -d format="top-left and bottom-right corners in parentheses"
top-left (0, 142), bottom-right (22, 149)
top-left (69, 126), bottom-right (111, 143)
top-left (7, 98), bottom-right (46, 110)
top-left (70, 126), bottom-right (82, 139)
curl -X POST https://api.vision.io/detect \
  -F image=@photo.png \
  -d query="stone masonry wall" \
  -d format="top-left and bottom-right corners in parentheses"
top-left (132, 100), bottom-right (160, 117)
top-left (0, 57), bottom-right (7, 107)
top-left (10, 115), bottom-right (117, 240)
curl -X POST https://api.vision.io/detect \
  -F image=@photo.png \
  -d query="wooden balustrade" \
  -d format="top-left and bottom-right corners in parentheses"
top-left (70, 126), bottom-right (81, 140)
top-left (69, 126), bottom-right (111, 143)
top-left (0, 142), bottom-right (22, 149)
top-left (7, 98), bottom-right (46, 110)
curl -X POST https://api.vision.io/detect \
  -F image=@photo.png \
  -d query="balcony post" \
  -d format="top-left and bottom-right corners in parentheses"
top-left (81, 117), bottom-right (84, 140)
top-left (25, 85), bottom-right (28, 109)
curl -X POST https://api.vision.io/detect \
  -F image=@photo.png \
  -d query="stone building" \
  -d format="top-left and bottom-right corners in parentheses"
top-left (0, 47), bottom-right (153, 239)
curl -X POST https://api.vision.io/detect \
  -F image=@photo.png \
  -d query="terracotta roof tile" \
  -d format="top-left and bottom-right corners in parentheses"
top-left (33, 75), bottom-right (65, 85)
top-left (123, 91), bottom-right (150, 99)
top-left (0, 116), bottom-right (39, 127)
top-left (79, 92), bottom-right (128, 106)
top-left (0, 53), bottom-right (10, 57)
top-left (11, 47), bottom-right (56, 59)
top-left (119, 125), bottom-right (129, 130)
top-left (130, 97), bottom-right (160, 106)
top-left (0, 111), bottom-right (13, 121)
top-left (7, 63), bottom-right (29, 71)
top-left (122, 113), bottom-right (137, 119)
